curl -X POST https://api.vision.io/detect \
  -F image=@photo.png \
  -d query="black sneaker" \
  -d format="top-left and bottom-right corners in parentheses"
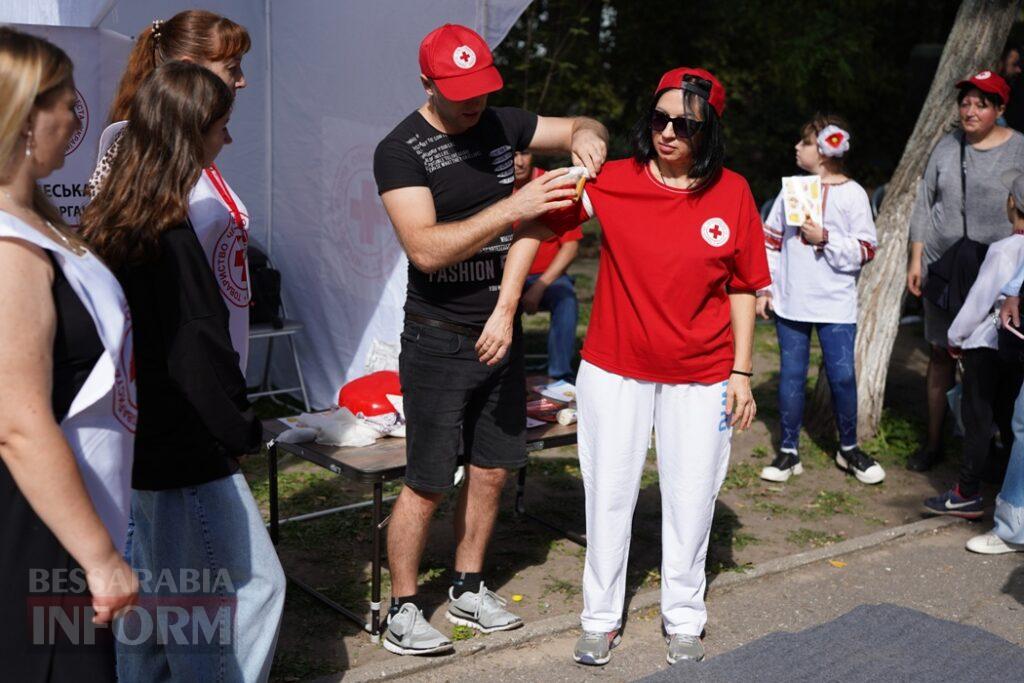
top-left (835, 447), bottom-right (886, 484)
top-left (760, 450), bottom-right (803, 482)
top-left (907, 447), bottom-right (941, 472)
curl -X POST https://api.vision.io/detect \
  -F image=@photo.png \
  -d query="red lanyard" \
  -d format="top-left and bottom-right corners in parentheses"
top-left (204, 163), bottom-right (245, 230)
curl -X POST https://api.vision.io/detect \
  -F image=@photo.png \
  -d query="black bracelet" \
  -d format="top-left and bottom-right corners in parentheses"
top-left (731, 369), bottom-right (754, 377)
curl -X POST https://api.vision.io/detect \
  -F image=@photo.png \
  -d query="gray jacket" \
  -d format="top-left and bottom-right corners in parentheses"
top-left (909, 128), bottom-right (1024, 267)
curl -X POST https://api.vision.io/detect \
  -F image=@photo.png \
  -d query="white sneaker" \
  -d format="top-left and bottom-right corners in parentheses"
top-left (383, 603), bottom-right (454, 656)
top-left (835, 447), bottom-right (885, 485)
top-left (760, 451), bottom-right (803, 482)
top-left (966, 530), bottom-right (1024, 555)
top-left (445, 583), bottom-right (523, 633)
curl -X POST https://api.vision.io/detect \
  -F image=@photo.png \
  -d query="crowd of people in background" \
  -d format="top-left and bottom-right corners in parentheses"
top-left (2, 10), bottom-right (1024, 681)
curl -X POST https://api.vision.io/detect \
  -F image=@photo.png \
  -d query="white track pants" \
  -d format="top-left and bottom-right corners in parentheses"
top-left (576, 360), bottom-right (732, 636)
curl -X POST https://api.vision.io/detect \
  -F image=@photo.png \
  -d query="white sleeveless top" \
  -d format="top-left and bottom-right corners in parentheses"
top-left (0, 211), bottom-right (136, 552)
top-left (95, 122), bottom-right (251, 372)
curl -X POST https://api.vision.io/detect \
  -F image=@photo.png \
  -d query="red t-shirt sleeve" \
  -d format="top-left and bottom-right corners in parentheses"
top-left (558, 225), bottom-right (584, 244)
top-left (729, 186), bottom-right (772, 292)
top-left (539, 198), bottom-right (588, 237)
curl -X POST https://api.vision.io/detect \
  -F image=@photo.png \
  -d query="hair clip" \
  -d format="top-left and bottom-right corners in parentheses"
top-left (817, 125), bottom-right (850, 158)
top-left (151, 19), bottom-right (164, 42)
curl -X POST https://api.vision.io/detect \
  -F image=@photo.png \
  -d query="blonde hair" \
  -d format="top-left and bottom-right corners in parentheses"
top-left (0, 26), bottom-right (79, 235)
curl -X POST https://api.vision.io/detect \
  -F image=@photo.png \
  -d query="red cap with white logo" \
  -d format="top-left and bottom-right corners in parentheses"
top-left (956, 70), bottom-right (1011, 104)
top-left (655, 67), bottom-right (726, 117)
top-left (419, 24), bottom-right (503, 101)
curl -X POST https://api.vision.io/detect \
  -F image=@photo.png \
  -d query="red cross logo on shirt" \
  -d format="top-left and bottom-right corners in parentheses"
top-left (701, 217), bottom-right (730, 247)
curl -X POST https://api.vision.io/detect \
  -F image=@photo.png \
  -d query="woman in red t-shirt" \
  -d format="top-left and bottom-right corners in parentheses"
top-left (563, 68), bottom-right (770, 667)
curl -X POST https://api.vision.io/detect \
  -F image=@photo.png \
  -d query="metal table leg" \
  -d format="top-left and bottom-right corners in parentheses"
top-left (515, 466), bottom-right (527, 516)
top-left (371, 483), bottom-right (384, 640)
top-left (514, 463), bottom-right (587, 547)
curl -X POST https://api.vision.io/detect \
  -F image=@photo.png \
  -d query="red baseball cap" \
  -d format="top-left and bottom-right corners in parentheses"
top-left (956, 70), bottom-right (1011, 103)
top-left (419, 24), bottom-right (503, 101)
top-left (655, 67), bottom-right (726, 117)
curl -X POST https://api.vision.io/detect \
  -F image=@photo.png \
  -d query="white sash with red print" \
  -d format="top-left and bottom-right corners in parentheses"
top-left (189, 163), bottom-right (251, 372)
top-left (0, 212), bottom-right (136, 552)
top-left (96, 122), bottom-right (252, 373)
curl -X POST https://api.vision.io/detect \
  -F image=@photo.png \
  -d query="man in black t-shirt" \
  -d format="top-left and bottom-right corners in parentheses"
top-left (373, 23), bottom-right (607, 655)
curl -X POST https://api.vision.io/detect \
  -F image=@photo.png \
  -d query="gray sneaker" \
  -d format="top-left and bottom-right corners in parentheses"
top-left (445, 583), bottom-right (523, 633)
top-left (573, 630), bottom-right (621, 666)
top-left (383, 603), bottom-right (453, 656)
top-left (666, 634), bottom-right (705, 664)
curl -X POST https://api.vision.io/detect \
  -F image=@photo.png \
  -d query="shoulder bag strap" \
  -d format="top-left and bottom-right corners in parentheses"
top-left (960, 131), bottom-right (968, 239)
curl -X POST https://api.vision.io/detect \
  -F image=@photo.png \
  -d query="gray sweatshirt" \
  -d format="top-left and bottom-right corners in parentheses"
top-left (909, 128), bottom-right (1024, 266)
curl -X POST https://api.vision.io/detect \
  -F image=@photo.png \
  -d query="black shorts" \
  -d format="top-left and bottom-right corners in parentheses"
top-left (399, 318), bottom-right (527, 492)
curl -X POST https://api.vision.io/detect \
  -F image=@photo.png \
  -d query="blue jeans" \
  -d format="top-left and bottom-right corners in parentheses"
top-left (525, 274), bottom-right (578, 381)
top-left (776, 317), bottom-right (858, 451)
top-left (116, 473), bottom-right (286, 682)
top-left (995, 384), bottom-right (1024, 544)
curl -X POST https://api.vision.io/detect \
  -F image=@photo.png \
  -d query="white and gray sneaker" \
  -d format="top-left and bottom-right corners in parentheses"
top-left (445, 583), bottom-right (523, 633)
top-left (760, 450), bottom-right (803, 482)
top-left (966, 530), bottom-right (1024, 554)
top-left (383, 603), bottom-right (453, 656)
top-left (666, 634), bottom-right (705, 664)
top-left (835, 447), bottom-right (885, 484)
top-left (573, 630), bottom-right (621, 666)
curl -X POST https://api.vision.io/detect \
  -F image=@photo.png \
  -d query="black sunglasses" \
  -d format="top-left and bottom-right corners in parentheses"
top-left (650, 110), bottom-right (704, 138)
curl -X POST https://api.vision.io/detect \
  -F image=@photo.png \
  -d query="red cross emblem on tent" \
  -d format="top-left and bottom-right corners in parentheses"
top-left (452, 45), bottom-right (477, 69)
top-left (701, 217), bottom-right (730, 247)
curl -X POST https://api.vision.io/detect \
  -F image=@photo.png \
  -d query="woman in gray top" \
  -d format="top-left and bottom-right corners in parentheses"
top-left (907, 70), bottom-right (1024, 471)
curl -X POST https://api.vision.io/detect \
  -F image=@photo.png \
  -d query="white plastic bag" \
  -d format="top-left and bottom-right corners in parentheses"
top-left (364, 338), bottom-right (400, 374)
top-left (299, 408), bottom-right (380, 447)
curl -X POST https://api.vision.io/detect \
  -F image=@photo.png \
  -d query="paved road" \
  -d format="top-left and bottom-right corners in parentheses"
top-left (411, 523), bottom-right (1024, 682)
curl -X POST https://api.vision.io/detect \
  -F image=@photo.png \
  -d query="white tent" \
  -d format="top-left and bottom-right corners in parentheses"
top-left (3, 0), bottom-right (532, 408)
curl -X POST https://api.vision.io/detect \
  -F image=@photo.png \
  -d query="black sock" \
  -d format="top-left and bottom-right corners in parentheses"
top-left (451, 571), bottom-right (482, 598)
top-left (390, 595), bottom-right (423, 616)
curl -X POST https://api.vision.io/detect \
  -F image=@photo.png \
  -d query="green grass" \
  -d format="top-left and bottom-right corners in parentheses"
top-left (787, 528), bottom-right (845, 548)
top-left (799, 489), bottom-right (861, 519)
top-left (451, 625), bottom-right (477, 641)
top-left (721, 462), bottom-right (761, 491)
top-left (641, 567), bottom-right (661, 588)
top-left (752, 499), bottom-right (792, 515)
top-left (862, 411), bottom-right (924, 467)
top-left (706, 559), bottom-right (755, 575)
top-left (543, 577), bottom-right (581, 600)
top-left (751, 445), bottom-right (770, 459)
top-left (710, 508), bottom-right (760, 551)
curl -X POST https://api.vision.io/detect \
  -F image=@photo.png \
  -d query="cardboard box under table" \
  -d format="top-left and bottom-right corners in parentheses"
top-left (263, 418), bottom-right (579, 640)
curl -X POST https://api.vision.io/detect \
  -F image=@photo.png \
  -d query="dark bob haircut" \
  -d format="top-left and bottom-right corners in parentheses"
top-left (630, 73), bottom-right (725, 193)
top-left (957, 84), bottom-right (1004, 108)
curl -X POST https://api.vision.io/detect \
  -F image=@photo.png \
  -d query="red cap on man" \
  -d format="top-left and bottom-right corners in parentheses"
top-left (655, 67), bottom-right (726, 117)
top-left (956, 70), bottom-right (1011, 104)
top-left (419, 24), bottom-right (503, 101)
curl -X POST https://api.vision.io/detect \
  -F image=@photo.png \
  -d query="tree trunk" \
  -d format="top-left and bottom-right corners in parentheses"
top-left (809, 0), bottom-right (1021, 440)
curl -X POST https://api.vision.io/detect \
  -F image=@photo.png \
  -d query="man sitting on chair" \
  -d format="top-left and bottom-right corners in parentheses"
top-left (515, 151), bottom-right (583, 383)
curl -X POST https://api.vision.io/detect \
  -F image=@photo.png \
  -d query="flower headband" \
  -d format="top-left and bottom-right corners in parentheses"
top-left (817, 125), bottom-right (850, 158)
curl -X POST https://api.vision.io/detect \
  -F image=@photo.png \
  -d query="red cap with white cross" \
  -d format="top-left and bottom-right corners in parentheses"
top-left (418, 24), bottom-right (503, 101)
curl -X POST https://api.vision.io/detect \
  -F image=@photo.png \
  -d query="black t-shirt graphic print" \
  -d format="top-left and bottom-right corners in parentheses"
top-left (374, 106), bottom-right (538, 325)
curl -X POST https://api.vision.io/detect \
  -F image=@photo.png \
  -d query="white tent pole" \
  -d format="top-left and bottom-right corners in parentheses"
top-left (91, 0), bottom-right (118, 27)
top-left (264, 0), bottom-right (274, 257)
